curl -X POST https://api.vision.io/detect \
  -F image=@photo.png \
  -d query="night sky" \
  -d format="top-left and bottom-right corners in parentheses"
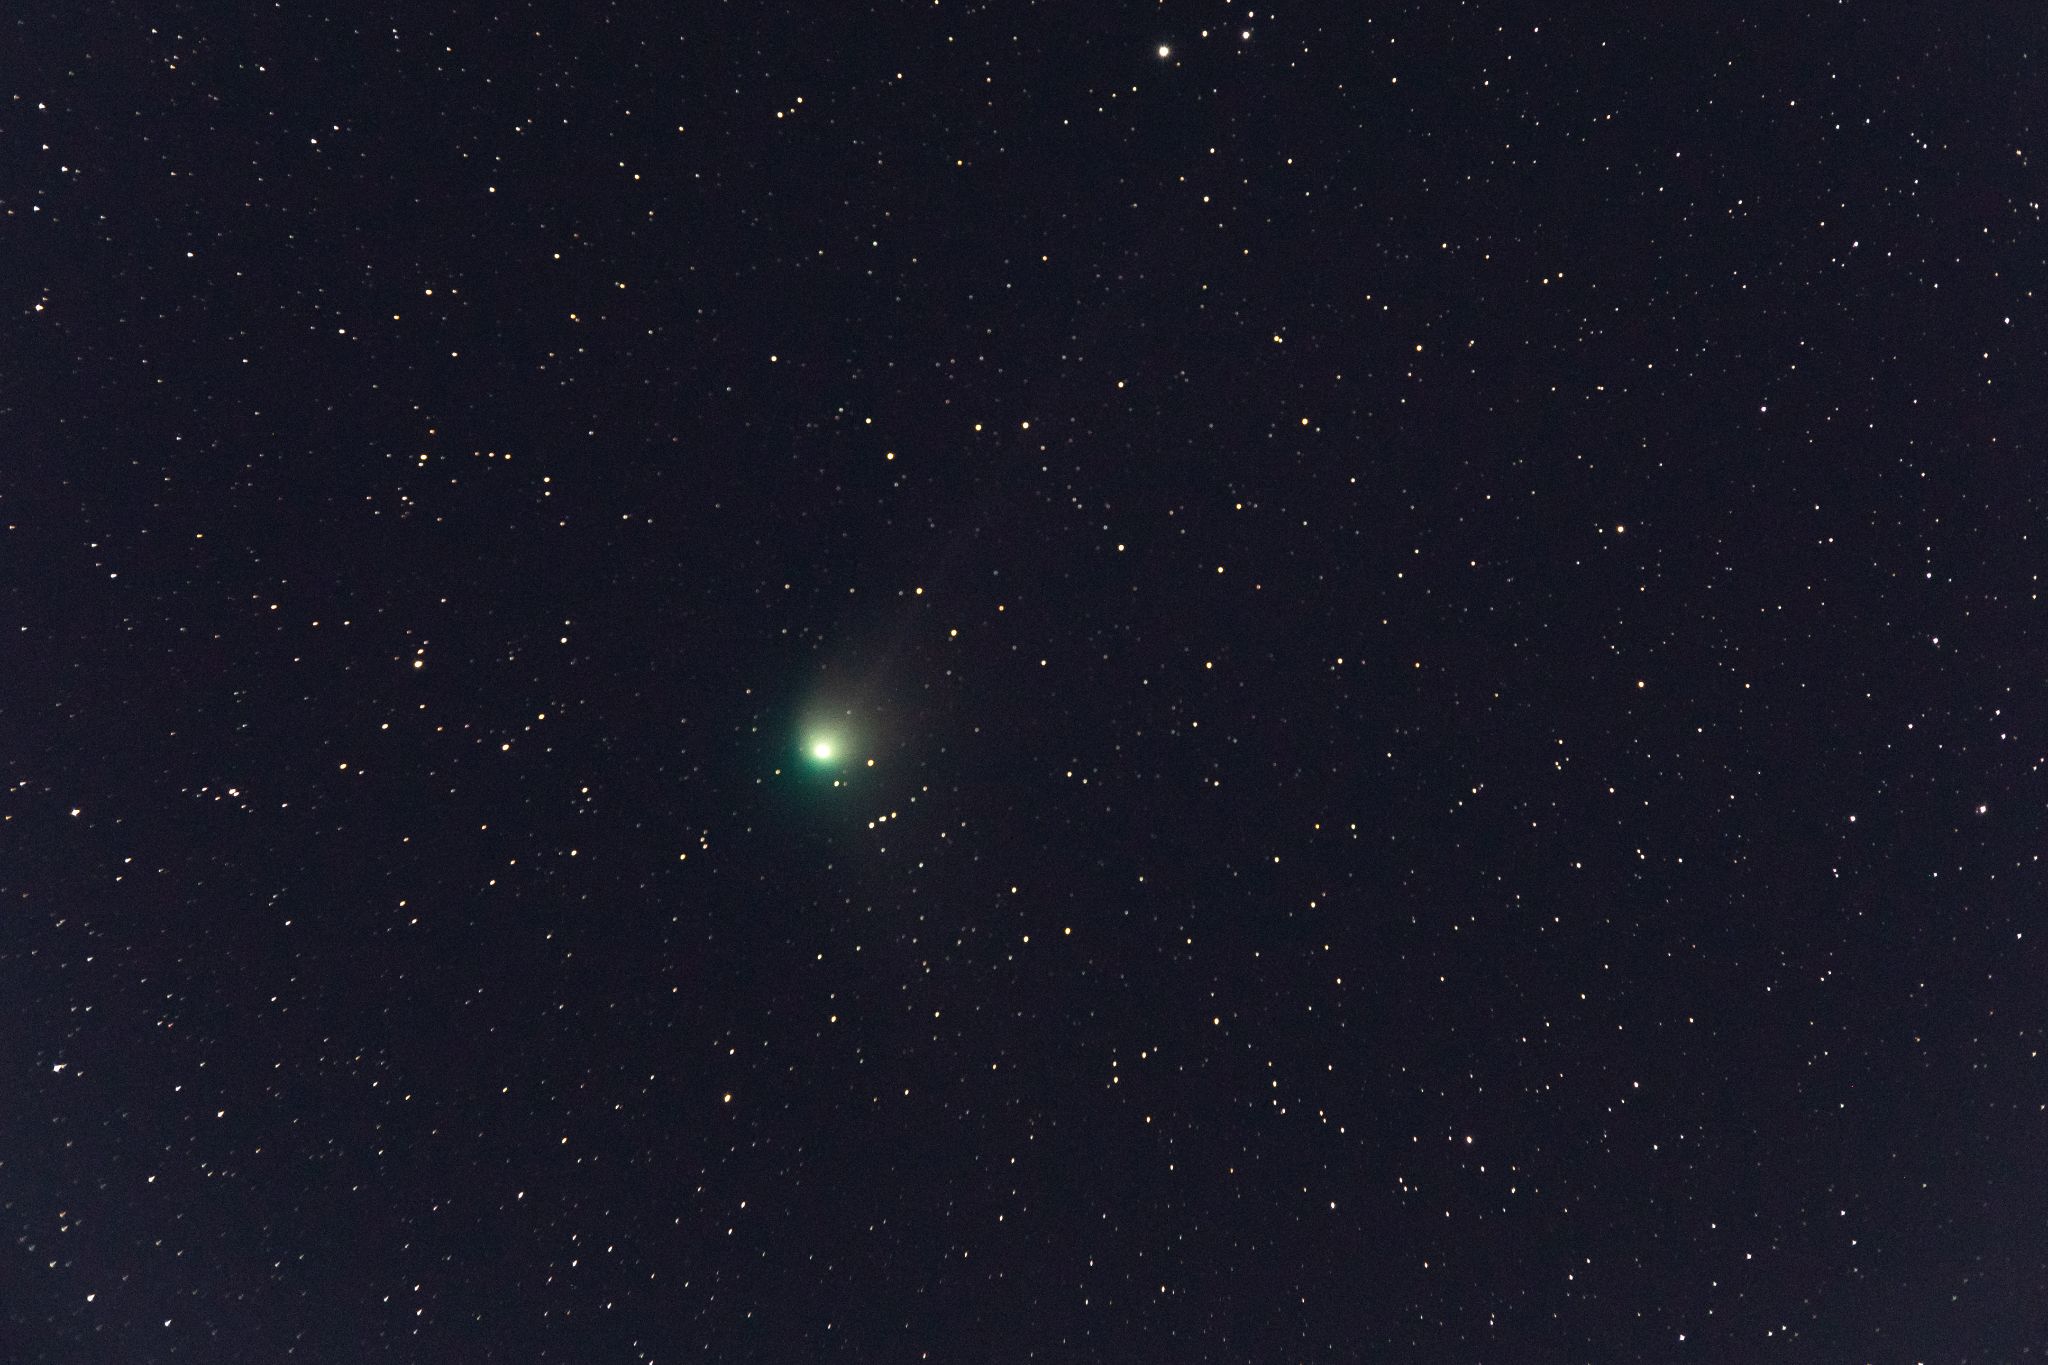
top-left (7, 4), bottom-right (2048, 1361)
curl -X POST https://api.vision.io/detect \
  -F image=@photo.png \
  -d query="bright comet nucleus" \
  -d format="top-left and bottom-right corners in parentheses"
top-left (812, 739), bottom-right (836, 761)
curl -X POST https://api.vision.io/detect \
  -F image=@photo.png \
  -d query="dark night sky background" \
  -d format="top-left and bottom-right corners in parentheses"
top-left (6, 2), bottom-right (2048, 1361)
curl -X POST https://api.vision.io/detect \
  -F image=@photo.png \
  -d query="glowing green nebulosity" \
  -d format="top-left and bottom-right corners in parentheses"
top-left (795, 703), bottom-right (860, 779)
top-left (803, 729), bottom-right (847, 767)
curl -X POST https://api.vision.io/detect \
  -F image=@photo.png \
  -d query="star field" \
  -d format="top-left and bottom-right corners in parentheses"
top-left (5, 3), bottom-right (2047, 1361)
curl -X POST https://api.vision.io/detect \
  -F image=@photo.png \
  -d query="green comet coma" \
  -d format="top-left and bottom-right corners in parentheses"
top-left (804, 731), bottom-right (846, 765)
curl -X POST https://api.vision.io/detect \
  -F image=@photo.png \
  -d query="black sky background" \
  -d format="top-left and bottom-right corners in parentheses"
top-left (5, 2), bottom-right (2047, 1361)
